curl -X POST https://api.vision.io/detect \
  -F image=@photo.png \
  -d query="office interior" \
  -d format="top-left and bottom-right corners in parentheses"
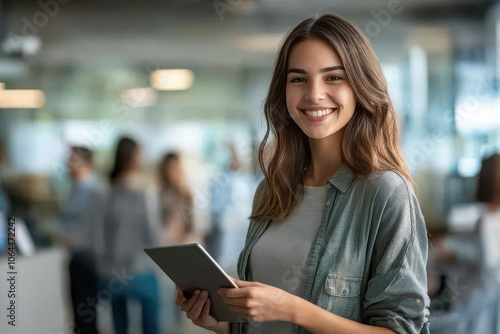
top-left (0, 0), bottom-right (500, 333)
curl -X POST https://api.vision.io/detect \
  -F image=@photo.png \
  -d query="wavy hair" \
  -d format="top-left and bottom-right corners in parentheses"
top-left (251, 13), bottom-right (412, 222)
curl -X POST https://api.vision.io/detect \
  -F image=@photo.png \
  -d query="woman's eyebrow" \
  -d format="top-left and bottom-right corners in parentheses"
top-left (287, 65), bottom-right (345, 74)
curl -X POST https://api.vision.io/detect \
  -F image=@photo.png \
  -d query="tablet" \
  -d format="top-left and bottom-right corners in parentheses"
top-left (144, 243), bottom-right (243, 322)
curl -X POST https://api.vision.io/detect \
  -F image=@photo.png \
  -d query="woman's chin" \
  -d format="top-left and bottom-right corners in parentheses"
top-left (302, 129), bottom-right (334, 140)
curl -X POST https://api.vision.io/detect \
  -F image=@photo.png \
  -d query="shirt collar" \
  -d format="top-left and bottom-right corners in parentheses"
top-left (328, 162), bottom-right (355, 193)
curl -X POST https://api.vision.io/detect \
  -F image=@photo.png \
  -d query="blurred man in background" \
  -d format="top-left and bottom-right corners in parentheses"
top-left (204, 144), bottom-right (257, 266)
top-left (58, 146), bottom-right (104, 334)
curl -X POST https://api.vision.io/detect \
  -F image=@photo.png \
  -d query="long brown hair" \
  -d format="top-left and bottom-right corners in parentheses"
top-left (251, 13), bottom-right (412, 222)
top-left (476, 153), bottom-right (500, 203)
top-left (109, 137), bottom-right (139, 182)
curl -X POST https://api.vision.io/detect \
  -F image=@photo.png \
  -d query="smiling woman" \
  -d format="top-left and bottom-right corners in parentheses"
top-left (285, 39), bottom-right (356, 144)
top-left (175, 13), bottom-right (430, 334)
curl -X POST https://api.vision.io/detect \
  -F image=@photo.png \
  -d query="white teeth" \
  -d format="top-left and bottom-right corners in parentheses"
top-left (303, 108), bottom-right (334, 117)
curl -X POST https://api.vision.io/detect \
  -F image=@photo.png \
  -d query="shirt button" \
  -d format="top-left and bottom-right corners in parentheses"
top-left (326, 200), bottom-right (331, 206)
top-left (293, 324), bottom-right (299, 329)
top-left (327, 184), bottom-right (332, 189)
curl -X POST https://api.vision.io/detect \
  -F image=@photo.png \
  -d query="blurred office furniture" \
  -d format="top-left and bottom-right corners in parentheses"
top-left (4, 174), bottom-right (59, 247)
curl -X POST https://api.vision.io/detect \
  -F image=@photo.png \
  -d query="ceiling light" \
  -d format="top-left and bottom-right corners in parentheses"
top-left (0, 90), bottom-right (45, 109)
top-left (150, 69), bottom-right (194, 91)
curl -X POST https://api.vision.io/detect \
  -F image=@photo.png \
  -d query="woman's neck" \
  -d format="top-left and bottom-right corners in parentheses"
top-left (114, 170), bottom-right (136, 185)
top-left (485, 200), bottom-right (500, 213)
top-left (303, 132), bottom-right (343, 187)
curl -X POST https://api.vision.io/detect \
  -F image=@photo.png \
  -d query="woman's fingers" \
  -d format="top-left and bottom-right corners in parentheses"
top-left (220, 295), bottom-right (250, 307)
top-left (175, 289), bottom-right (187, 306)
top-left (201, 297), bottom-right (211, 318)
top-left (232, 278), bottom-right (263, 287)
top-left (218, 286), bottom-right (251, 299)
top-left (177, 289), bottom-right (200, 312)
top-left (175, 289), bottom-right (222, 331)
top-left (186, 290), bottom-right (208, 319)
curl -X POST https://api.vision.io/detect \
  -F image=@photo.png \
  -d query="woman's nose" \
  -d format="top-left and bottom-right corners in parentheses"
top-left (305, 81), bottom-right (326, 102)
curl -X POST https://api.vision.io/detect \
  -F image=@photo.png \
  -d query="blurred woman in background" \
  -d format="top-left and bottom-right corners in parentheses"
top-left (158, 152), bottom-right (194, 245)
top-left (428, 153), bottom-right (500, 333)
top-left (477, 153), bottom-right (500, 274)
top-left (476, 153), bottom-right (500, 333)
top-left (100, 136), bottom-right (160, 334)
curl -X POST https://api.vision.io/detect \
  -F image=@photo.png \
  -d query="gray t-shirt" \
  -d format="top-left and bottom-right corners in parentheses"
top-left (248, 185), bottom-right (327, 333)
top-left (99, 183), bottom-right (158, 277)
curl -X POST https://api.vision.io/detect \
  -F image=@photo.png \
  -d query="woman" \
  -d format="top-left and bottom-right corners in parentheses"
top-left (476, 154), bottom-right (500, 333)
top-left (176, 14), bottom-right (430, 334)
top-left (101, 137), bottom-right (160, 334)
top-left (477, 153), bottom-right (500, 274)
top-left (158, 152), bottom-right (194, 244)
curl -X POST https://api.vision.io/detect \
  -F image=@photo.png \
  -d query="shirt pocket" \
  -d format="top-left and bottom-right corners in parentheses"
top-left (317, 274), bottom-right (362, 321)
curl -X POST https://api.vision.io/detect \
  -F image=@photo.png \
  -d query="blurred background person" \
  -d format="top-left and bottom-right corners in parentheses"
top-left (477, 153), bottom-right (500, 278)
top-left (100, 137), bottom-right (160, 334)
top-left (158, 152), bottom-right (194, 245)
top-left (57, 146), bottom-right (103, 334)
top-left (428, 153), bottom-right (500, 333)
top-left (474, 153), bottom-right (500, 333)
top-left (204, 144), bottom-right (257, 266)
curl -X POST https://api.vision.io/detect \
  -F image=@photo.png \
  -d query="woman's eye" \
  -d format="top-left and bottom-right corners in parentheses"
top-left (290, 77), bottom-right (306, 83)
top-left (327, 75), bottom-right (342, 81)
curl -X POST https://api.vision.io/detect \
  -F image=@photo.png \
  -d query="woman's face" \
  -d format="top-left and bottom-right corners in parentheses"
top-left (164, 159), bottom-right (182, 185)
top-left (131, 147), bottom-right (143, 172)
top-left (285, 38), bottom-right (356, 140)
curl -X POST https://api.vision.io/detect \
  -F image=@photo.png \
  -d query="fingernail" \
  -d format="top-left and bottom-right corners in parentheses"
top-left (201, 291), bottom-right (208, 298)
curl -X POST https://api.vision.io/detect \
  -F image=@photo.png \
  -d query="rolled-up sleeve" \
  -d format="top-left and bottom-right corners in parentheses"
top-left (363, 181), bottom-right (430, 334)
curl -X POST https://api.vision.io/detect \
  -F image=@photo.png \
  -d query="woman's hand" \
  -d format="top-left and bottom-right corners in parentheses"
top-left (218, 278), bottom-right (296, 323)
top-left (175, 289), bottom-right (229, 334)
